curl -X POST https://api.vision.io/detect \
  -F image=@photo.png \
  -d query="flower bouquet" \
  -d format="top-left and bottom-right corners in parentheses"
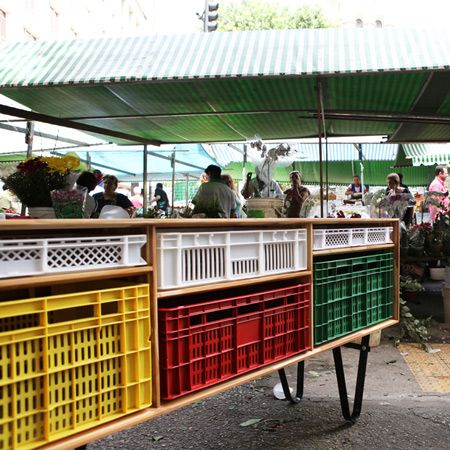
top-left (2, 155), bottom-right (80, 208)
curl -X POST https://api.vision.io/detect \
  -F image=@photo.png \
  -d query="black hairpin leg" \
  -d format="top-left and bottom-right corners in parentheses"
top-left (333, 334), bottom-right (371, 423)
top-left (277, 360), bottom-right (305, 404)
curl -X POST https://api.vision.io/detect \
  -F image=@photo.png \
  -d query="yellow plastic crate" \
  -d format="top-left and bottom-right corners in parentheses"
top-left (0, 284), bottom-right (152, 450)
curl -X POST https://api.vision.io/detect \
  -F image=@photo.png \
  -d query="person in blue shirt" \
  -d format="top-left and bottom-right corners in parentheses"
top-left (345, 175), bottom-right (369, 200)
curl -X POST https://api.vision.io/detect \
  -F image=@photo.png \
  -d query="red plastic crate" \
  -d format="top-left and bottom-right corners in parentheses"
top-left (159, 283), bottom-right (311, 400)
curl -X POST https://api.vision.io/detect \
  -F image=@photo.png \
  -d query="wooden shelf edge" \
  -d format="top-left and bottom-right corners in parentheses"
top-left (157, 271), bottom-right (313, 298)
top-left (0, 266), bottom-right (153, 290)
top-left (313, 243), bottom-right (395, 256)
top-left (39, 318), bottom-right (398, 450)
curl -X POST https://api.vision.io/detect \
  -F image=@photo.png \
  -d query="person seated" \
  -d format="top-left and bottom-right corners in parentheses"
top-left (76, 171), bottom-right (98, 218)
top-left (192, 165), bottom-right (236, 218)
top-left (345, 175), bottom-right (369, 200)
top-left (93, 175), bottom-right (135, 217)
top-left (241, 166), bottom-right (283, 199)
top-left (283, 171), bottom-right (310, 218)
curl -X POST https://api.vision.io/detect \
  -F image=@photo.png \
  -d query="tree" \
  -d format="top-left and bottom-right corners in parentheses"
top-left (219, 0), bottom-right (331, 32)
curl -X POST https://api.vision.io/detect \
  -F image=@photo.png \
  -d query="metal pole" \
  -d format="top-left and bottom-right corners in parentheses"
top-left (171, 151), bottom-right (176, 217)
top-left (185, 174), bottom-right (190, 207)
top-left (317, 80), bottom-right (324, 218)
top-left (325, 137), bottom-right (329, 216)
top-left (21, 121), bottom-right (34, 215)
top-left (203, 0), bottom-right (208, 32)
top-left (143, 144), bottom-right (148, 211)
top-left (86, 152), bottom-right (91, 171)
top-left (359, 144), bottom-right (365, 203)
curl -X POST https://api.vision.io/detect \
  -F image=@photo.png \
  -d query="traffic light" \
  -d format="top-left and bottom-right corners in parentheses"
top-left (205, 1), bottom-right (219, 32)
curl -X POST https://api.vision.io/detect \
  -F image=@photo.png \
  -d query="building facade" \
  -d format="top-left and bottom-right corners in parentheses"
top-left (0, 0), bottom-right (154, 42)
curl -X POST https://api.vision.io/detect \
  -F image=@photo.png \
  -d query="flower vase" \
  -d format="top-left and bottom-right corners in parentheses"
top-left (28, 206), bottom-right (56, 219)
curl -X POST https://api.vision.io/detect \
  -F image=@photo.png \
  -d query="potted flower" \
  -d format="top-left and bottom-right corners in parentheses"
top-left (400, 276), bottom-right (425, 303)
top-left (2, 155), bottom-right (80, 217)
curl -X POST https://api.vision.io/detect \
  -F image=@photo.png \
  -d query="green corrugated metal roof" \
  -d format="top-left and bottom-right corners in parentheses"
top-left (0, 29), bottom-right (449, 144)
top-left (395, 144), bottom-right (450, 166)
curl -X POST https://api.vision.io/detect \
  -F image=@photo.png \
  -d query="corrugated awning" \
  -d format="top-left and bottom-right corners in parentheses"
top-left (0, 28), bottom-right (449, 144)
top-left (395, 144), bottom-right (450, 166)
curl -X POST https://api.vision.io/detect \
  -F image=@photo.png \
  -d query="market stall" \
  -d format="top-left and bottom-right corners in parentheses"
top-left (0, 26), bottom-right (447, 450)
top-left (0, 218), bottom-right (399, 449)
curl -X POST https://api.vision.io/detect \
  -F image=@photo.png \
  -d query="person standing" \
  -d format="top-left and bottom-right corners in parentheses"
top-left (241, 166), bottom-right (283, 199)
top-left (192, 165), bottom-right (236, 218)
top-left (76, 171), bottom-right (98, 218)
top-left (428, 165), bottom-right (449, 221)
top-left (152, 183), bottom-right (170, 213)
top-left (283, 171), bottom-right (310, 218)
top-left (221, 174), bottom-right (243, 218)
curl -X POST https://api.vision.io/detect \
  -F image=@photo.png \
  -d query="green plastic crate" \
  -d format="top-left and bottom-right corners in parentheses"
top-left (314, 252), bottom-right (394, 345)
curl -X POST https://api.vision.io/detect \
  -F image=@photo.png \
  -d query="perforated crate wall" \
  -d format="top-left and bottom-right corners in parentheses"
top-left (0, 284), bottom-right (152, 450)
top-left (157, 229), bottom-right (307, 289)
top-left (313, 252), bottom-right (394, 345)
top-left (313, 227), bottom-right (393, 250)
top-left (158, 283), bottom-right (311, 400)
top-left (0, 235), bottom-right (147, 279)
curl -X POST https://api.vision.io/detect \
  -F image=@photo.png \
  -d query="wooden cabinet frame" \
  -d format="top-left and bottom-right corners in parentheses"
top-left (0, 218), bottom-right (399, 449)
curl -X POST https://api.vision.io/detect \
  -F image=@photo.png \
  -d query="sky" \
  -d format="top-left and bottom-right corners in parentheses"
top-left (150, 0), bottom-right (450, 33)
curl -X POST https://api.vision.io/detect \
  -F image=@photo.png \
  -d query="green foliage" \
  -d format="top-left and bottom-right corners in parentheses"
top-left (219, 0), bottom-right (331, 31)
top-left (399, 298), bottom-right (432, 352)
top-left (400, 276), bottom-right (424, 292)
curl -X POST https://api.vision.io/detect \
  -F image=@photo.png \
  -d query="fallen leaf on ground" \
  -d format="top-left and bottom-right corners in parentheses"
top-left (308, 370), bottom-right (320, 377)
top-left (240, 419), bottom-right (261, 427)
top-left (152, 436), bottom-right (164, 442)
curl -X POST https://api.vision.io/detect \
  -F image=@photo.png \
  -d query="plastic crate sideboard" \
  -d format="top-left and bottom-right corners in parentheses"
top-left (0, 234), bottom-right (147, 278)
top-left (313, 227), bottom-right (393, 250)
top-left (159, 283), bottom-right (311, 400)
top-left (313, 252), bottom-right (394, 345)
top-left (0, 284), bottom-right (152, 450)
top-left (157, 229), bottom-right (307, 289)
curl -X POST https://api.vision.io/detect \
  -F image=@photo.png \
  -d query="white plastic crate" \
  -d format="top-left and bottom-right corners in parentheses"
top-left (0, 234), bottom-right (146, 278)
top-left (313, 227), bottom-right (393, 250)
top-left (157, 228), bottom-right (307, 289)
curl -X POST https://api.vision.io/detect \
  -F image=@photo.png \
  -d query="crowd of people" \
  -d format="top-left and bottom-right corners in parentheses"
top-left (0, 162), bottom-right (448, 222)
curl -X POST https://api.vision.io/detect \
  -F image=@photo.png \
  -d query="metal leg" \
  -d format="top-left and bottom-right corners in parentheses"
top-left (277, 360), bottom-right (305, 404)
top-left (74, 446), bottom-right (87, 450)
top-left (333, 334), bottom-right (371, 423)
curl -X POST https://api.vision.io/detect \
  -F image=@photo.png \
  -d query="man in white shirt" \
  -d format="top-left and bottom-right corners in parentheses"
top-left (241, 166), bottom-right (283, 199)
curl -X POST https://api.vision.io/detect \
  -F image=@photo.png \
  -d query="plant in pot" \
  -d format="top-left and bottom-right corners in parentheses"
top-left (406, 223), bottom-right (431, 258)
top-left (400, 276), bottom-right (424, 303)
top-left (2, 155), bottom-right (80, 217)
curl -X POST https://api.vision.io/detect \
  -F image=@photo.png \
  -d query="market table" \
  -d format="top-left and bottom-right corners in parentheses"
top-left (0, 218), bottom-right (399, 450)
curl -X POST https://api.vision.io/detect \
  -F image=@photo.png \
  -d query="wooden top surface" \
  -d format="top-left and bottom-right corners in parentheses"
top-left (0, 217), bottom-right (399, 231)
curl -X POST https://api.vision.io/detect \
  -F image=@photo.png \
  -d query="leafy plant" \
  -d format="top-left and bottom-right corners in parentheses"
top-left (400, 275), bottom-right (424, 292)
top-left (2, 156), bottom-right (79, 207)
top-left (399, 298), bottom-right (432, 352)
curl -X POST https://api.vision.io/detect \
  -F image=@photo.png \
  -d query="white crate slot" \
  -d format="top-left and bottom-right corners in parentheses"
top-left (0, 235), bottom-right (147, 278)
top-left (157, 228), bottom-right (307, 289)
top-left (313, 227), bottom-right (393, 250)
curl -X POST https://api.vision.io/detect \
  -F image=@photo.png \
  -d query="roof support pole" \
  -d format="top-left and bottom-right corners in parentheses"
top-left (171, 152), bottom-right (176, 218)
top-left (22, 121), bottom-right (34, 215)
top-left (143, 144), bottom-right (148, 211)
top-left (185, 173), bottom-right (190, 207)
top-left (317, 79), bottom-right (324, 218)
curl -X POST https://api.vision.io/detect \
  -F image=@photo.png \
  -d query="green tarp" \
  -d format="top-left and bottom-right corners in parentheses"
top-left (0, 28), bottom-right (449, 144)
